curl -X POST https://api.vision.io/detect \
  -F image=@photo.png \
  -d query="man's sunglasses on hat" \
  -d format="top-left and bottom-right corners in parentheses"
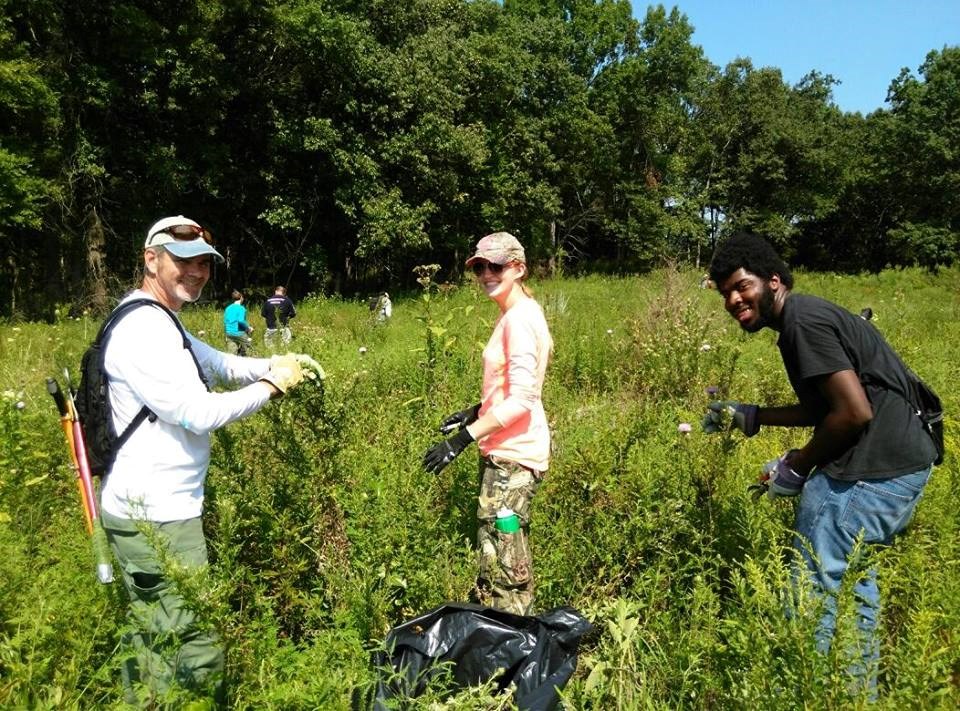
top-left (150, 224), bottom-right (214, 246)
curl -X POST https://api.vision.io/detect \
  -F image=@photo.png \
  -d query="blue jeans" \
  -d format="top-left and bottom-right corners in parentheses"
top-left (793, 466), bottom-right (931, 690)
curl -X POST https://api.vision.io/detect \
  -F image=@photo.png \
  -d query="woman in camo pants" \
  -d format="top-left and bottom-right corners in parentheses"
top-left (422, 231), bottom-right (553, 615)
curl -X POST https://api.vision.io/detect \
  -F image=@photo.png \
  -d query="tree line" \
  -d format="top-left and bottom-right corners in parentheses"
top-left (2, 0), bottom-right (958, 319)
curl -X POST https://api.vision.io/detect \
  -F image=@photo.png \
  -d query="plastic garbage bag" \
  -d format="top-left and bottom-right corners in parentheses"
top-left (369, 602), bottom-right (593, 710)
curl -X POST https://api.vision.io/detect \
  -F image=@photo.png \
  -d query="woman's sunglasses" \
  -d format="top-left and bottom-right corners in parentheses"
top-left (150, 224), bottom-right (215, 246)
top-left (471, 261), bottom-right (506, 276)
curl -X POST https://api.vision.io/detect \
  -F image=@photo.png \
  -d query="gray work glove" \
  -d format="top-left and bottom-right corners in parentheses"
top-left (439, 404), bottom-right (481, 434)
top-left (702, 400), bottom-right (760, 437)
top-left (749, 450), bottom-right (808, 501)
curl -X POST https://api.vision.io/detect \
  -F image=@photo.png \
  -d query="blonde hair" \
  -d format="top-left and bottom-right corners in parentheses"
top-left (515, 261), bottom-right (533, 297)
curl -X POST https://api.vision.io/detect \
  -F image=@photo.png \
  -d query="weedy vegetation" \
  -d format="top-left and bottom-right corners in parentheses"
top-left (0, 267), bottom-right (957, 709)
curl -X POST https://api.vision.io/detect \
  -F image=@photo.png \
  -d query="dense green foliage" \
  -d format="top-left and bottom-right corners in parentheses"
top-left (0, 1), bottom-right (958, 318)
top-left (1, 268), bottom-right (958, 708)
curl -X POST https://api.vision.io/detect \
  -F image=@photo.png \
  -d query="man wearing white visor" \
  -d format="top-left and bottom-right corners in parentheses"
top-left (99, 215), bottom-right (324, 704)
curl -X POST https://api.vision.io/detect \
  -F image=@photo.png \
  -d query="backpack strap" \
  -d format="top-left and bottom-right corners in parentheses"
top-left (99, 298), bottom-right (211, 450)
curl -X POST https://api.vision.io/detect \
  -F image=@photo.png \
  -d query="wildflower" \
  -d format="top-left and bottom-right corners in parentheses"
top-left (198, 330), bottom-right (206, 337)
top-left (678, 422), bottom-right (692, 434)
top-left (359, 346), bottom-right (367, 355)
top-left (606, 329), bottom-right (613, 335)
top-left (699, 343), bottom-right (711, 352)
top-left (15, 401), bottom-right (25, 410)
top-left (413, 264), bottom-right (441, 289)
top-left (706, 386), bottom-right (718, 396)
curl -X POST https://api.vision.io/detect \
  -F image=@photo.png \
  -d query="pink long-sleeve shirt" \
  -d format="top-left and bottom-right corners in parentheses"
top-left (478, 297), bottom-right (553, 472)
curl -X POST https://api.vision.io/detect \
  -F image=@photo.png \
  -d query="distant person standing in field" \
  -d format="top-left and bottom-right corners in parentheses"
top-left (100, 215), bottom-right (323, 704)
top-left (702, 231), bottom-right (940, 694)
top-left (223, 289), bottom-right (254, 355)
top-left (423, 232), bottom-right (553, 615)
top-left (262, 285), bottom-right (296, 350)
top-left (376, 291), bottom-right (392, 323)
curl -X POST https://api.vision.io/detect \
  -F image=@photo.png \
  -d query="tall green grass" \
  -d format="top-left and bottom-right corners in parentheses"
top-left (0, 267), bottom-right (957, 708)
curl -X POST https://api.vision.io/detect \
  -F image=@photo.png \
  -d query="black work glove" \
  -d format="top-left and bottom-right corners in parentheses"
top-left (439, 403), bottom-right (481, 434)
top-left (423, 427), bottom-right (475, 474)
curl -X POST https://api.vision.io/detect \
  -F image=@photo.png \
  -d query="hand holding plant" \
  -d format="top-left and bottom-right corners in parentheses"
top-left (702, 400), bottom-right (760, 437)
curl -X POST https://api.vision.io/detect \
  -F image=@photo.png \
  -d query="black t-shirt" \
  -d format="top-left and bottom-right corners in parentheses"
top-left (261, 295), bottom-right (296, 328)
top-left (777, 294), bottom-right (936, 480)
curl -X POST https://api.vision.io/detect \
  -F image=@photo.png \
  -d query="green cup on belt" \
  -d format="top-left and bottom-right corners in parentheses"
top-left (494, 507), bottom-right (520, 534)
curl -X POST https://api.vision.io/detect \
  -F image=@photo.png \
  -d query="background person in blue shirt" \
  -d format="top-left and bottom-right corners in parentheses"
top-left (224, 289), bottom-right (254, 355)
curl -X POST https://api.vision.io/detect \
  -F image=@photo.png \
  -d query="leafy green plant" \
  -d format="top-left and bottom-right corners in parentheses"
top-left (411, 264), bottom-right (475, 399)
top-left (2, 268), bottom-right (959, 707)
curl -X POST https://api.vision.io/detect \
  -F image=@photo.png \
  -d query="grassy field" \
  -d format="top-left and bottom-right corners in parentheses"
top-left (0, 267), bottom-right (958, 709)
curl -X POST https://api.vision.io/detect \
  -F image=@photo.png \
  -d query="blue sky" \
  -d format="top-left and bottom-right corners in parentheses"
top-left (632, 1), bottom-right (960, 114)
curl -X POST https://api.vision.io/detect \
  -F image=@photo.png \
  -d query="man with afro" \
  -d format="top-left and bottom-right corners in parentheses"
top-left (703, 231), bottom-right (939, 694)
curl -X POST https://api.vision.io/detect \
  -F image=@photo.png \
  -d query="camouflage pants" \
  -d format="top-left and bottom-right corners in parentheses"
top-left (225, 334), bottom-right (251, 356)
top-left (475, 456), bottom-right (544, 616)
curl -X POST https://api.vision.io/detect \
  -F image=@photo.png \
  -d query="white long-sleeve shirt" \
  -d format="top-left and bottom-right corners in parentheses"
top-left (100, 291), bottom-right (272, 522)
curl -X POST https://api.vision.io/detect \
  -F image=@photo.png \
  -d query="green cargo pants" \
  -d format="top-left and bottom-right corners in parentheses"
top-left (475, 455), bottom-right (544, 616)
top-left (101, 511), bottom-right (224, 705)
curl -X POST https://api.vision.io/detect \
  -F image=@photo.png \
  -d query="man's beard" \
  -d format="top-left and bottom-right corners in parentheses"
top-left (741, 284), bottom-right (775, 333)
top-left (177, 283), bottom-right (204, 303)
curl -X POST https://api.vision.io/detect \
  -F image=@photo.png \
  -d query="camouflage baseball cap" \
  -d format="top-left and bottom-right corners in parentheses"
top-left (465, 231), bottom-right (526, 266)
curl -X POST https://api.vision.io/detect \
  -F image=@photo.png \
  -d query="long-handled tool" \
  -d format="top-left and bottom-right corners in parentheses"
top-left (47, 376), bottom-right (114, 584)
top-left (48, 378), bottom-right (94, 533)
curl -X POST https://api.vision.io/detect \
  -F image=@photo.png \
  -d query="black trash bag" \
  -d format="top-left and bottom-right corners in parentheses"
top-left (369, 602), bottom-right (593, 711)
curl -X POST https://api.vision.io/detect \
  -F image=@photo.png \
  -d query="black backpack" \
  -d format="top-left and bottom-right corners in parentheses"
top-left (75, 298), bottom-right (208, 476)
top-left (865, 367), bottom-right (946, 467)
top-left (859, 310), bottom-right (945, 467)
top-left (906, 373), bottom-right (945, 466)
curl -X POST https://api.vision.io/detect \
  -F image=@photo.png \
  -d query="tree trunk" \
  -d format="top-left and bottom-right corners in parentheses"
top-left (6, 254), bottom-right (17, 318)
top-left (547, 220), bottom-right (558, 276)
top-left (85, 208), bottom-right (109, 313)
